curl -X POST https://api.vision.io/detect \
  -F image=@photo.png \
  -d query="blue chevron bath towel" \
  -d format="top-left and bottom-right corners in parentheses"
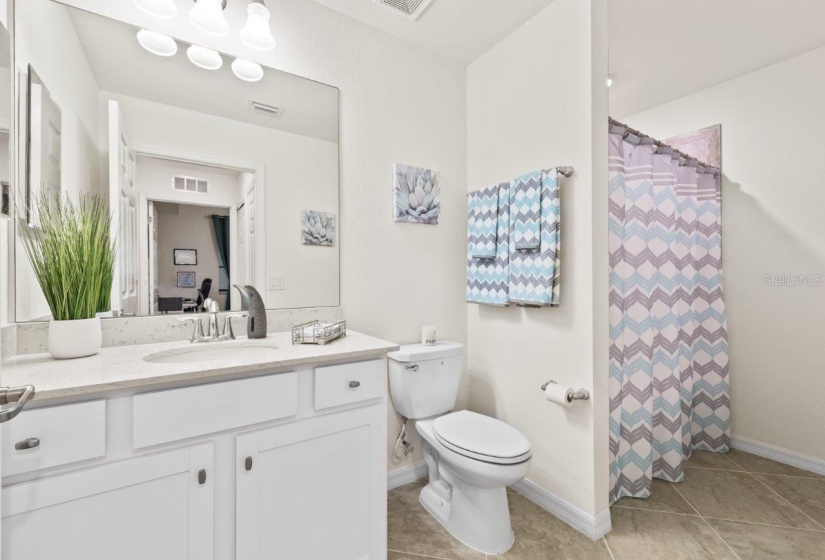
top-left (467, 182), bottom-right (510, 305)
top-left (509, 169), bottom-right (560, 306)
top-left (469, 185), bottom-right (498, 259)
top-left (511, 171), bottom-right (542, 250)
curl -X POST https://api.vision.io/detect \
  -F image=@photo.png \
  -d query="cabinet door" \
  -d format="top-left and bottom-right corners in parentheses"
top-left (2, 443), bottom-right (213, 560)
top-left (237, 406), bottom-right (386, 560)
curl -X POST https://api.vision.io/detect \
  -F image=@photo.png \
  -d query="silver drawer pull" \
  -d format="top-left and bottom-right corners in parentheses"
top-left (405, 365), bottom-right (419, 372)
top-left (15, 437), bottom-right (40, 450)
top-left (349, 381), bottom-right (361, 388)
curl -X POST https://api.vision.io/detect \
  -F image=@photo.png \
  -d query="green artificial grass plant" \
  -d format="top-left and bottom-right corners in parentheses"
top-left (19, 191), bottom-right (116, 321)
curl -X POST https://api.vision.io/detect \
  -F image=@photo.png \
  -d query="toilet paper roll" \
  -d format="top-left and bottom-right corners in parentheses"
top-left (544, 383), bottom-right (574, 407)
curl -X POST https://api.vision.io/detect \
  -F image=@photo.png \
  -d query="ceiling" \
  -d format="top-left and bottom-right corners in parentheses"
top-left (67, 7), bottom-right (339, 143)
top-left (609, 0), bottom-right (825, 118)
top-left (309, 0), bottom-right (555, 65)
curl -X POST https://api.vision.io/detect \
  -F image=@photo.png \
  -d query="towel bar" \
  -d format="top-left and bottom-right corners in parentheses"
top-left (467, 166), bottom-right (574, 197)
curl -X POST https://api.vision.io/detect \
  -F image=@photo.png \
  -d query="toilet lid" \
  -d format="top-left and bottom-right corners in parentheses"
top-left (433, 411), bottom-right (531, 464)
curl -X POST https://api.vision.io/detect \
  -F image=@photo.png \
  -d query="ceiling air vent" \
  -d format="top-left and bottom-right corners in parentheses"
top-left (249, 100), bottom-right (285, 117)
top-left (373, 0), bottom-right (434, 21)
top-left (172, 175), bottom-right (208, 194)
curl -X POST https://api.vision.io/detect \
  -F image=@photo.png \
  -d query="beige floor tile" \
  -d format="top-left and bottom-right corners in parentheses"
top-left (708, 519), bottom-right (825, 560)
top-left (674, 469), bottom-right (821, 529)
top-left (726, 450), bottom-right (825, 478)
top-left (613, 478), bottom-right (697, 515)
top-left (496, 494), bottom-right (612, 559)
top-left (605, 507), bottom-right (737, 560)
top-left (388, 481), bottom-right (485, 560)
top-left (684, 450), bottom-right (743, 471)
top-left (388, 551), bottom-right (445, 560)
top-left (754, 475), bottom-right (825, 529)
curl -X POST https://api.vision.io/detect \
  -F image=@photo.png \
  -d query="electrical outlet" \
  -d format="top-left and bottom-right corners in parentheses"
top-left (269, 275), bottom-right (284, 290)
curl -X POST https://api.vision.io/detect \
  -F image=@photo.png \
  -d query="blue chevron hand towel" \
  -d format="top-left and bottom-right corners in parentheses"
top-left (467, 181), bottom-right (510, 305)
top-left (469, 185), bottom-right (498, 259)
top-left (511, 171), bottom-right (542, 250)
top-left (508, 168), bottom-right (560, 306)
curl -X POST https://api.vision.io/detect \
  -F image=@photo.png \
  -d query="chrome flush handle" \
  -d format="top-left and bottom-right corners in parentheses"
top-left (405, 364), bottom-right (419, 372)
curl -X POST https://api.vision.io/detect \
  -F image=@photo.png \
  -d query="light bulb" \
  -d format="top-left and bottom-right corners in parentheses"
top-left (187, 45), bottom-right (223, 70)
top-left (232, 58), bottom-right (264, 82)
top-left (133, 0), bottom-right (177, 19)
top-left (137, 29), bottom-right (178, 57)
top-left (240, 1), bottom-right (276, 51)
top-left (189, 0), bottom-right (229, 36)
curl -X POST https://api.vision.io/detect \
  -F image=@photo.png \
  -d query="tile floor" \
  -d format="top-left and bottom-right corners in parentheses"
top-left (387, 450), bottom-right (825, 559)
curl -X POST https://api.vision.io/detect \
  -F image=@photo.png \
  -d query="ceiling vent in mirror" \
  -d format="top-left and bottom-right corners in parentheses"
top-left (172, 175), bottom-right (209, 194)
top-left (249, 100), bottom-right (285, 117)
top-left (373, 0), bottom-right (434, 21)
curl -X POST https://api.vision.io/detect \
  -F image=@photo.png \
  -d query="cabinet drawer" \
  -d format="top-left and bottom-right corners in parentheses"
top-left (133, 372), bottom-right (298, 448)
top-left (2, 400), bottom-right (106, 476)
top-left (314, 359), bottom-right (385, 410)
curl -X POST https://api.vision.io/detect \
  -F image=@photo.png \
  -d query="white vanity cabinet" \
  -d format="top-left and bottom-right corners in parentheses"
top-left (2, 443), bottom-right (214, 560)
top-left (0, 356), bottom-right (389, 560)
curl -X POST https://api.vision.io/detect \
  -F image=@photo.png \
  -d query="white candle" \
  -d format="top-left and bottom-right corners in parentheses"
top-left (421, 325), bottom-right (436, 346)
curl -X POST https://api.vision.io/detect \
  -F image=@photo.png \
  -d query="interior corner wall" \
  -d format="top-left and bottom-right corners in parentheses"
top-left (467, 0), bottom-right (609, 518)
top-left (621, 45), bottom-right (825, 462)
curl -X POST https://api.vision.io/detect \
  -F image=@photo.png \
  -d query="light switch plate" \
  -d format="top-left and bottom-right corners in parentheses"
top-left (269, 275), bottom-right (284, 290)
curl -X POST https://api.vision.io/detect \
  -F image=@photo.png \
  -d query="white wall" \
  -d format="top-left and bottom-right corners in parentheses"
top-left (622, 46), bottom-right (825, 462)
top-left (14, 0), bottom-right (101, 321)
top-left (467, 0), bottom-right (610, 519)
top-left (59, 0), bottom-right (468, 480)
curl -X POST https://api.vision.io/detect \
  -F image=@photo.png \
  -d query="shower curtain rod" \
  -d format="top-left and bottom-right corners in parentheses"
top-left (609, 117), bottom-right (720, 173)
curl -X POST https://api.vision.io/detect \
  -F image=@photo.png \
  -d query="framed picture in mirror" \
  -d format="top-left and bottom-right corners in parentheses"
top-left (177, 271), bottom-right (196, 289)
top-left (174, 249), bottom-right (198, 265)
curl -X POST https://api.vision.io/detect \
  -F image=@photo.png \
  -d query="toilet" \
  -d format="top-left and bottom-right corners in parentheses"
top-left (388, 341), bottom-right (531, 555)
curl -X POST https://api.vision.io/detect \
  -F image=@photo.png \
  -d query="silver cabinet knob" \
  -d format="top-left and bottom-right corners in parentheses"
top-left (198, 469), bottom-right (207, 485)
top-left (349, 381), bottom-right (361, 388)
top-left (245, 456), bottom-right (253, 471)
top-left (15, 437), bottom-right (40, 450)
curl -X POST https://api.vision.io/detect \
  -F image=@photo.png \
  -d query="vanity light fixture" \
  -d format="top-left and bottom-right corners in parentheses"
top-left (187, 45), bottom-right (224, 70)
top-left (137, 29), bottom-right (178, 57)
top-left (232, 58), bottom-right (264, 82)
top-left (240, 0), bottom-right (276, 51)
top-left (133, 0), bottom-right (177, 19)
top-left (189, 0), bottom-right (230, 36)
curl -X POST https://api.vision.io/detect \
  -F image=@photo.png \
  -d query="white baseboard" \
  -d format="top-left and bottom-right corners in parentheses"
top-left (387, 462), bottom-right (428, 490)
top-left (512, 478), bottom-right (611, 541)
top-left (730, 436), bottom-right (825, 476)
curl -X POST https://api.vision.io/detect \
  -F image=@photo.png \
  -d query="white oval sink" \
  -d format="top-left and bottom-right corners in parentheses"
top-left (143, 343), bottom-right (280, 364)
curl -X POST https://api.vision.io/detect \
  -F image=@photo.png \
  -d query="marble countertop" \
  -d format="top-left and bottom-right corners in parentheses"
top-left (1, 330), bottom-right (398, 403)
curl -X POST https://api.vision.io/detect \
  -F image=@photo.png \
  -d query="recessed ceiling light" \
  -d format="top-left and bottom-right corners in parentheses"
top-left (137, 29), bottom-right (178, 57)
top-left (133, 0), bottom-right (177, 19)
top-left (187, 45), bottom-right (223, 70)
top-left (189, 0), bottom-right (229, 36)
top-left (232, 58), bottom-right (264, 82)
top-left (240, 0), bottom-right (276, 51)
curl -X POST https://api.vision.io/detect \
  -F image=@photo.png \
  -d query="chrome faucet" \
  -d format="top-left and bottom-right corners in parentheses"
top-left (177, 298), bottom-right (247, 343)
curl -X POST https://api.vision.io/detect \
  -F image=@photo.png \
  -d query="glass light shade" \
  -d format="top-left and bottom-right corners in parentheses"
top-left (137, 29), bottom-right (178, 57)
top-left (133, 0), bottom-right (177, 19)
top-left (240, 2), bottom-right (276, 51)
top-left (232, 58), bottom-right (264, 82)
top-left (189, 0), bottom-right (229, 36)
top-left (187, 45), bottom-right (223, 70)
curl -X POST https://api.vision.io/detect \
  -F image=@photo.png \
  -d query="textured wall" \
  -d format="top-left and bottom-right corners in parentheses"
top-left (623, 46), bottom-right (825, 462)
top-left (60, 0), bottom-right (468, 474)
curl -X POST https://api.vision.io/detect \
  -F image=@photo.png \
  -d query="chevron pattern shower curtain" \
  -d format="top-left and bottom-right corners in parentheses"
top-left (608, 131), bottom-right (729, 502)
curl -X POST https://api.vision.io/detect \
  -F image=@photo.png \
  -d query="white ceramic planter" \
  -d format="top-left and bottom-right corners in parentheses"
top-left (48, 317), bottom-right (102, 359)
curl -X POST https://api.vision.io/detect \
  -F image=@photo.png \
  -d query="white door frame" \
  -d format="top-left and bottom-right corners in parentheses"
top-left (132, 144), bottom-right (266, 312)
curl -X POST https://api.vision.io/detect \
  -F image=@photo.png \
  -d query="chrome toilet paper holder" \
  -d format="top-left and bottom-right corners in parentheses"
top-left (540, 380), bottom-right (590, 402)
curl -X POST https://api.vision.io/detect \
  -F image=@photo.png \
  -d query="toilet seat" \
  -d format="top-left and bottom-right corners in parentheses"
top-left (433, 411), bottom-right (531, 465)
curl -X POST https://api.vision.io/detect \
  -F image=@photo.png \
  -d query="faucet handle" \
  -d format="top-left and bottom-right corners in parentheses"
top-left (177, 316), bottom-right (205, 343)
top-left (222, 313), bottom-right (248, 340)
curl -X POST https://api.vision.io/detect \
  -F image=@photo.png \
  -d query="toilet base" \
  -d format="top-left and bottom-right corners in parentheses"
top-left (419, 479), bottom-right (514, 555)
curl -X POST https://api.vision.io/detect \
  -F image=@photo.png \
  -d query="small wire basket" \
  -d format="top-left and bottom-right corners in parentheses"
top-left (291, 320), bottom-right (347, 345)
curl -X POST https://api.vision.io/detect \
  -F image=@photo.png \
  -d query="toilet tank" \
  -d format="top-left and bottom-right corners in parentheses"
top-left (388, 341), bottom-right (463, 420)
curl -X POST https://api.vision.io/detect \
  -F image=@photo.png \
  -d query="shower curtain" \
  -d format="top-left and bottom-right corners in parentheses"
top-left (608, 128), bottom-right (729, 502)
